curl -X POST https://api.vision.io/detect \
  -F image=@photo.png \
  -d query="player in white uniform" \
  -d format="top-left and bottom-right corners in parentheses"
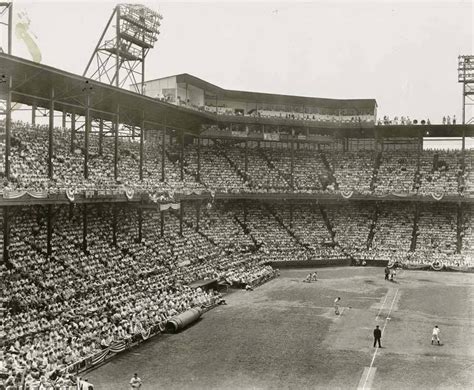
top-left (431, 325), bottom-right (441, 345)
top-left (334, 297), bottom-right (341, 315)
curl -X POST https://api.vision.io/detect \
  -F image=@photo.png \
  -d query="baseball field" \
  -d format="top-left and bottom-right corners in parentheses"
top-left (86, 267), bottom-right (474, 390)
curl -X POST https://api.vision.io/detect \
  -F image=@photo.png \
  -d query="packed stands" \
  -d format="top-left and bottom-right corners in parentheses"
top-left (1, 117), bottom-right (473, 389)
top-left (0, 203), bottom-right (278, 389)
top-left (2, 121), bottom-right (472, 197)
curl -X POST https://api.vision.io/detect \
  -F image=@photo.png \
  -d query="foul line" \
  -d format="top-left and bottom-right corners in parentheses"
top-left (360, 288), bottom-right (399, 390)
top-left (375, 291), bottom-right (390, 321)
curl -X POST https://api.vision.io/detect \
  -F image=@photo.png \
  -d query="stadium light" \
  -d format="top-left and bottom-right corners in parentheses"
top-left (83, 3), bottom-right (163, 94)
top-left (458, 55), bottom-right (474, 83)
top-left (457, 55), bottom-right (474, 124)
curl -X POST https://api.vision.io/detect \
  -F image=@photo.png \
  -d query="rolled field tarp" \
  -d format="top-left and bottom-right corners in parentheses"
top-left (165, 308), bottom-right (202, 333)
top-left (431, 261), bottom-right (444, 271)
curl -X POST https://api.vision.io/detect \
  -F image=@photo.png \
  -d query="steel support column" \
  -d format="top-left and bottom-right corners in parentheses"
top-left (179, 202), bottom-right (184, 236)
top-left (160, 210), bottom-right (164, 237)
top-left (245, 140), bottom-right (249, 173)
top-left (48, 88), bottom-right (54, 179)
top-left (114, 105), bottom-right (120, 180)
top-left (138, 208), bottom-right (143, 242)
top-left (82, 205), bottom-right (88, 252)
top-left (84, 96), bottom-right (91, 179)
top-left (115, 7), bottom-right (121, 88)
top-left (417, 129), bottom-right (422, 171)
top-left (289, 203), bottom-right (293, 229)
top-left (141, 47), bottom-right (146, 94)
top-left (197, 135), bottom-right (201, 182)
top-left (68, 203), bottom-right (74, 220)
top-left (456, 203), bottom-right (463, 254)
top-left (62, 110), bottom-right (66, 129)
top-left (3, 207), bottom-right (9, 265)
top-left (70, 112), bottom-right (76, 153)
top-left (7, 3), bottom-right (12, 54)
top-left (112, 205), bottom-right (117, 246)
top-left (47, 205), bottom-right (53, 257)
top-left (31, 103), bottom-right (36, 127)
top-left (290, 135), bottom-right (295, 188)
top-left (195, 201), bottom-right (200, 232)
top-left (180, 131), bottom-right (184, 181)
top-left (5, 76), bottom-right (11, 180)
top-left (161, 127), bottom-right (166, 181)
top-left (139, 115), bottom-right (145, 180)
top-left (98, 119), bottom-right (104, 156)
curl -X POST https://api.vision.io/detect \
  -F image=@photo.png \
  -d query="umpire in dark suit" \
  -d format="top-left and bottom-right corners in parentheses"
top-left (373, 325), bottom-right (382, 347)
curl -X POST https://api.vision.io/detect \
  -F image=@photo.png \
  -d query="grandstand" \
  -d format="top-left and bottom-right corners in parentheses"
top-left (1, 2), bottom-right (474, 390)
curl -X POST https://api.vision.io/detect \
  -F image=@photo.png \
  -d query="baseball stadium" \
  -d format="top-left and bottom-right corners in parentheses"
top-left (0, 2), bottom-right (473, 390)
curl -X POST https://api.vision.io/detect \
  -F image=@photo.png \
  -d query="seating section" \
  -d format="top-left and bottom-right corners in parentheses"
top-left (462, 207), bottom-right (473, 260)
top-left (179, 101), bottom-right (376, 123)
top-left (412, 204), bottom-right (459, 264)
top-left (374, 151), bottom-right (418, 194)
top-left (2, 122), bottom-right (472, 196)
top-left (1, 203), bottom-right (278, 389)
top-left (327, 151), bottom-right (375, 193)
top-left (370, 203), bottom-right (415, 261)
top-left (0, 119), bottom-right (472, 389)
top-left (325, 203), bottom-right (374, 258)
top-left (418, 151), bottom-right (462, 195)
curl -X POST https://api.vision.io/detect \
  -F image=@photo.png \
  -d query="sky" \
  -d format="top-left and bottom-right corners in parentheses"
top-left (4, 0), bottom-right (474, 138)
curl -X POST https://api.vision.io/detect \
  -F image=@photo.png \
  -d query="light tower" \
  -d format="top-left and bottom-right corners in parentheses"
top-left (0, 2), bottom-right (12, 120)
top-left (0, 2), bottom-right (12, 55)
top-left (457, 55), bottom-right (474, 124)
top-left (83, 3), bottom-right (162, 93)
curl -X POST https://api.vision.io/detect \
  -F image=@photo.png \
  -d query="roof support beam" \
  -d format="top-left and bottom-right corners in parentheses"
top-left (46, 204), bottom-right (53, 257)
top-left (112, 205), bottom-right (117, 246)
top-left (48, 87), bottom-right (54, 179)
top-left (84, 95), bottom-right (91, 178)
top-left (197, 135), bottom-right (201, 182)
top-left (179, 200), bottom-right (183, 236)
top-left (98, 119), bottom-right (104, 156)
top-left (139, 113), bottom-right (144, 181)
top-left (160, 209), bottom-right (164, 237)
top-left (137, 208), bottom-right (143, 242)
top-left (4, 75), bottom-right (11, 180)
top-left (70, 112), bottom-right (76, 153)
top-left (180, 129), bottom-right (184, 181)
top-left (114, 105), bottom-right (120, 180)
top-left (161, 126), bottom-right (166, 182)
top-left (31, 103), bottom-right (36, 127)
top-left (195, 201), bottom-right (200, 232)
top-left (3, 206), bottom-right (10, 264)
top-left (290, 133), bottom-right (295, 189)
top-left (82, 204), bottom-right (88, 252)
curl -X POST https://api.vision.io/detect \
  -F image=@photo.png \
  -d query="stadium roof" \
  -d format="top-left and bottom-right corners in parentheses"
top-left (146, 73), bottom-right (378, 110)
top-left (1, 54), bottom-right (472, 138)
top-left (0, 53), bottom-right (211, 132)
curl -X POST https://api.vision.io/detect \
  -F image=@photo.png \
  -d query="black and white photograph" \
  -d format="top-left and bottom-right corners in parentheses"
top-left (0, 0), bottom-right (473, 389)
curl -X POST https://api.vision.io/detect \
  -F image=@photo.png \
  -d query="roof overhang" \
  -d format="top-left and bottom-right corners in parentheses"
top-left (0, 53), bottom-right (212, 132)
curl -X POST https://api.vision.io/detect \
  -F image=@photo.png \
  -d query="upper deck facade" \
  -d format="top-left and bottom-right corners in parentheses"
top-left (140, 73), bottom-right (378, 126)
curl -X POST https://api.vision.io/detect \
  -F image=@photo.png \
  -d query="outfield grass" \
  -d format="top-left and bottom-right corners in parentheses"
top-left (86, 267), bottom-right (474, 390)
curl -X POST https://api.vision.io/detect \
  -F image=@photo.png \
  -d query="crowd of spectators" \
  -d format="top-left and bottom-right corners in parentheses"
top-left (377, 114), bottom-right (459, 126)
top-left (174, 99), bottom-right (376, 124)
top-left (378, 115), bottom-right (427, 125)
top-left (0, 203), bottom-right (278, 389)
top-left (1, 120), bottom-right (473, 389)
top-left (1, 197), bottom-right (472, 388)
top-left (1, 121), bottom-right (472, 198)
